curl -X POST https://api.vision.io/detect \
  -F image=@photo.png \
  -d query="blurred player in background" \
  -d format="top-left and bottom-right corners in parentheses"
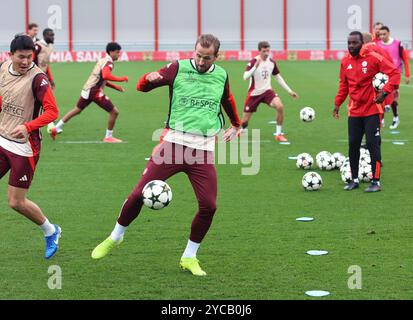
top-left (240, 41), bottom-right (298, 142)
top-left (91, 34), bottom-right (241, 276)
top-left (27, 23), bottom-right (40, 43)
top-left (15, 23), bottom-right (40, 43)
top-left (361, 32), bottom-right (396, 127)
top-left (333, 31), bottom-right (400, 193)
top-left (0, 36), bottom-right (61, 259)
top-left (372, 22), bottom-right (384, 43)
top-left (48, 42), bottom-right (128, 142)
top-left (34, 28), bottom-right (55, 89)
top-left (378, 26), bottom-right (410, 129)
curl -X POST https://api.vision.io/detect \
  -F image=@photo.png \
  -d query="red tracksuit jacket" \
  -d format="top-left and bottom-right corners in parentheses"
top-left (334, 51), bottom-right (401, 117)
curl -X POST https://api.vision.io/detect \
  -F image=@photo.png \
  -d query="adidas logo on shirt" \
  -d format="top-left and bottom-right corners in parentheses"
top-left (347, 64), bottom-right (353, 70)
top-left (19, 175), bottom-right (28, 182)
top-left (40, 79), bottom-right (48, 87)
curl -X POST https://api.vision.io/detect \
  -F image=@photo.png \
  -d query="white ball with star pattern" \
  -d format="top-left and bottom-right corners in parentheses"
top-left (359, 153), bottom-right (371, 167)
top-left (296, 153), bottom-right (314, 170)
top-left (341, 165), bottom-right (353, 183)
top-left (142, 180), bottom-right (173, 210)
top-left (358, 164), bottom-right (373, 182)
top-left (316, 153), bottom-right (335, 171)
top-left (316, 151), bottom-right (331, 162)
top-left (332, 152), bottom-right (346, 169)
top-left (302, 172), bottom-right (323, 191)
top-left (372, 72), bottom-right (389, 91)
top-left (299, 107), bottom-right (316, 122)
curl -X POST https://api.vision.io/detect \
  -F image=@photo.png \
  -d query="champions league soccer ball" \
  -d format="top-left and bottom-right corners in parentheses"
top-left (302, 172), bottom-right (323, 191)
top-left (359, 153), bottom-right (371, 167)
top-left (341, 164), bottom-right (353, 183)
top-left (372, 72), bottom-right (389, 91)
top-left (360, 147), bottom-right (370, 156)
top-left (358, 164), bottom-right (373, 183)
top-left (316, 152), bottom-right (335, 171)
top-left (296, 153), bottom-right (314, 170)
top-left (142, 180), bottom-right (173, 210)
top-left (300, 107), bottom-right (316, 122)
top-left (332, 152), bottom-right (346, 169)
top-left (316, 151), bottom-right (331, 162)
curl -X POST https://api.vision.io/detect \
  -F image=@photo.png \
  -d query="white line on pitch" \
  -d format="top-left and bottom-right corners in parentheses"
top-left (336, 139), bottom-right (408, 143)
top-left (58, 141), bottom-right (128, 144)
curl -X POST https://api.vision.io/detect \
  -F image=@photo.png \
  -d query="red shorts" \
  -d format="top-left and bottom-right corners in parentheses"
top-left (77, 90), bottom-right (115, 112)
top-left (0, 146), bottom-right (39, 189)
top-left (244, 89), bottom-right (278, 113)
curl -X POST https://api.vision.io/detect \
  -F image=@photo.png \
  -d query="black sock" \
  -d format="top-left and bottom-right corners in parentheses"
top-left (391, 101), bottom-right (398, 117)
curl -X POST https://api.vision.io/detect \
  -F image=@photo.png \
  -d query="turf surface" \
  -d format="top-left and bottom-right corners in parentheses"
top-left (0, 60), bottom-right (412, 299)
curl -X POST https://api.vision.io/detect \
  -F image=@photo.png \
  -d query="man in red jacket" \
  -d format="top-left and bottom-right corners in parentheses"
top-left (334, 31), bottom-right (400, 192)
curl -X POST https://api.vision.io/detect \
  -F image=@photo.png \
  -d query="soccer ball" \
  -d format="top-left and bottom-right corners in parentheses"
top-left (316, 153), bottom-right (335, 171)
top-left (360, 147), bottom-right (370, 156)
top-left (341, 165), bottom-right (353, 183)
top-left (372, 72), bottom-right (389, 91)
top-left (332, 152), bottom-right (346, 169)
top-left (358, 164), bottom-right (373, 182)
top-left (296, 153), bottom-right (314, 170)
top-left (340, 160), bottom-right (350, 172)
top-left (142, 180), bottom-right (173, 210)
top-left (359, 153), bottom-right (371, 167)
top-left (316, 151), bottom-right (331, 162)
top-left (302, 172), bottom-right (323, 191)
top-left (300, 107), bottom-right (316, 122)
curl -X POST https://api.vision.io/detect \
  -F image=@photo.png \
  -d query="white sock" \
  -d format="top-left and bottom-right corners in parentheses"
top-left (110, 222), bottom-right (126, 242)
top-left (40, 219), bottom-right (56, 237)
top-left (276, 125), bottom-right (282, 135)
top-left (181, 240), bottom-right (200, 258)
top-left (105, 129), bottom-right (113, 138)
top-left (354, 178), bottom-right (360, 184)
top-left (393, 116), bottom-right (399, 122)
top-left (55, 120), bottom-right (65, 130)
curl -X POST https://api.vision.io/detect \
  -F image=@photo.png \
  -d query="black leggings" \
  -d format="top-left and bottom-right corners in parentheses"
top-left (348, 115), bottom-right (382, 181)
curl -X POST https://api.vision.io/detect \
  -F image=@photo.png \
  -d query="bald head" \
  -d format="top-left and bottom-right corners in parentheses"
top-left (362, 32), bottom-right (373, 43)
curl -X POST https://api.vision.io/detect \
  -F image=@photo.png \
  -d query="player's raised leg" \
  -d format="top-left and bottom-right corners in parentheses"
top-left (48, 106), bottom-right (83, 139)
top-left (91, 143), bottom-right (181, 259)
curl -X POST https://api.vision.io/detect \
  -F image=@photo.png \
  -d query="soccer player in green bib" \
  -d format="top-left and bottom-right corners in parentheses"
top-left (92, 34), bottom-right (241, 276)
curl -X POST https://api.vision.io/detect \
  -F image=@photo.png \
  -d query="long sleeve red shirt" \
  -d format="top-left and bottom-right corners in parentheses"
top-left (137, 60), bottom-right (241, 127)
top-left (24, 73), bottom-right (59, 133)
top-left (334, 52), bottom-right (401, 117)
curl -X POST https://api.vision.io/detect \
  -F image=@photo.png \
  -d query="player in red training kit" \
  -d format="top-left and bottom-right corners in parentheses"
top-left (334, 31), bottom-right (400, 193)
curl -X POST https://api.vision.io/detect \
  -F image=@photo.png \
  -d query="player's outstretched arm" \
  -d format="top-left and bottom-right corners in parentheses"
top-left (137, 61), bottom-right (178, 92)
top-left (274, 74), bottom-right (298, 98)
top-left (106, 81), bottom-right (125, 92)
top-left (102, 66), bottom-right (128, 83)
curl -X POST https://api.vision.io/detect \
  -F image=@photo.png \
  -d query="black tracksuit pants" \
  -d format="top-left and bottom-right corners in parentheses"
top-left (348, 114), bottom-right (382, 182)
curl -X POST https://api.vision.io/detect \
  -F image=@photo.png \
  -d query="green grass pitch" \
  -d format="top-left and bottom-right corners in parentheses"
top-left (0, 60), bottom-right (412, 299)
